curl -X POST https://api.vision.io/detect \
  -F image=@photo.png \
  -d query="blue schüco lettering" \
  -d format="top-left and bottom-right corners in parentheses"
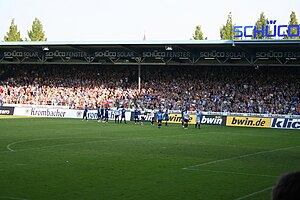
top-left (234, 20), bottom-right (300, 38)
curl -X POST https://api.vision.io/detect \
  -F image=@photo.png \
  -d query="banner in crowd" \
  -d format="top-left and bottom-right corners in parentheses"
top-left (271, 118), bottom-right (300, 130)
top-left (200, 115), bottom-right (227, 126)
top-left (0, 106), bottom-right (15, 115)
top-left (226, 116), bottom-right (271, 128)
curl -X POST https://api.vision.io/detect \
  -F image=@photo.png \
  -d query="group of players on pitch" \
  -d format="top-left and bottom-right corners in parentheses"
top-left (83, 105), bottom-right (202, 129)
top-left (133, 108), bottom-right (201, 129)
top-left (82, 105), bottom-right (127, 124)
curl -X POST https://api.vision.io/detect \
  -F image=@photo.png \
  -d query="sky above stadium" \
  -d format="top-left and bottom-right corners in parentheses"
top-left (0, 0), bottom-right (299, 41)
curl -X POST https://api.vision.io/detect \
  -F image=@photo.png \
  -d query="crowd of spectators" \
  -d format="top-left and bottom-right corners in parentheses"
top-left (0, 64), bottom-right (299, 115)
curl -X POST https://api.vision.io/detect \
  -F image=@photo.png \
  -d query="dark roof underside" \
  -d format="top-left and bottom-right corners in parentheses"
top-left (0, 40), bottom-right (299, 66)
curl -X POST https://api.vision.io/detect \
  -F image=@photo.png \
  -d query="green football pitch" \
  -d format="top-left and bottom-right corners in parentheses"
top-left (0, 117), bottom-right (299, 200)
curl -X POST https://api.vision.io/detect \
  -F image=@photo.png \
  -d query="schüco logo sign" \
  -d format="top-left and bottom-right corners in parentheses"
top-left (234, 20), bottom-right (300, 38)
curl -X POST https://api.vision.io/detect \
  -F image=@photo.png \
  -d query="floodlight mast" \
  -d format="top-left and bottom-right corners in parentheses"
top-left (138, 63), bottom-right (141, 93)
top-left (137, 57), bottom-right (141, 93)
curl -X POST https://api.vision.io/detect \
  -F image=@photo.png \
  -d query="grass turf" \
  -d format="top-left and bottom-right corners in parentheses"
top-left (0, 117), bottom-right (299, 200)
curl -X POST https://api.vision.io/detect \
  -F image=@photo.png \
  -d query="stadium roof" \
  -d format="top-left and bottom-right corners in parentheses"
top-left (0, 40), bottom-right (299, 66)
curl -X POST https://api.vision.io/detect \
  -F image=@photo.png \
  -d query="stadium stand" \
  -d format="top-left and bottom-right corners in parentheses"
top-left (0, 64), bottom-right (299, 115)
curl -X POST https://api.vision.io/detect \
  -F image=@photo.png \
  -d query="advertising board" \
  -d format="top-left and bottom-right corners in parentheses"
top-left (200, 115), bottom-right (226, 126)
top-left (0, 106), bottom-right (14, 115)
top-left (271, 118), bottom-right (300, 130)
top-left (226, 116), bottom-right (271, 128)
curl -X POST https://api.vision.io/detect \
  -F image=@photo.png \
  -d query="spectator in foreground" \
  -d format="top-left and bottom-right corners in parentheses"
top-left (272, 171), bottom-right (300, 200)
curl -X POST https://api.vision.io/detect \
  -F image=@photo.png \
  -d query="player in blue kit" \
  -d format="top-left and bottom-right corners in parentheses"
top-left (104, 107), bottom-right (109, 123)
top-left (82, 105), bottom-right (88, 121)
top-left (181, 107), bottom-right (184, 127)
top-left (134, 108), bottom-right (139, 124)
top-left (120, 107), bottom-right (126, 124)
top-left (100, 106), bottom-right (105, 122)
top-left (195, 110), bottom-right (201, 129)
top-left (164, 109), bottom-right (169, 126)
top-left (157, 109), bottom-right (163, 128)
top-left (97, 105), bottom-right (101, 122)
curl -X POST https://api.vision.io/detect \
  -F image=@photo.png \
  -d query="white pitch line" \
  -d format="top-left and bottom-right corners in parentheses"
top-left (0, 196), bottom-right (28, 200)
top-left (185, 169), bottom-right (277, 178)
top-left (2, 133), bottom-right (187, 153)
top-left (3, 130), bottom-right (221, 153)
top-left (5, 138), bottom-right (124, 153)
top-left (6, 141), bottom-right (20, 151)
top-left (4, 135), bottom-right (239, 153)
top-left (182, 145), bottom-right (300, 170)
top-left (5, 136), bottom-right (112, 152)
top-left (234, 186), bottom-right (273, 200)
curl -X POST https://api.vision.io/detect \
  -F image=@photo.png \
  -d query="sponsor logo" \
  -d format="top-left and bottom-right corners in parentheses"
top-left (76, 111), bottom-right (82, 118)
top-left (167, 114), bottom-right (196, 124)
top-left (139, 114), bottom-right (153, 121)
top-left (130, 113), bottom-right (196, 123)
top-left (87, 110), bottom-right (115, 120)
top-left (30, 108), bottom-right (66, 117)
top-left (200, 115), bottom-right (226, 126)
top-left (130, 112), bottom-right (153, 122)
top-left (226, 116), bottom-right (271, 128)
top-left (0, 107), bottom-right (14, 115)
top-left (87, 112), bottom-right (99, 119)
top-left (0, 110), bottom-right (10, 115)
top-left (4, 51), bottom-right (39, 58)
top-left (271, 118), bottom-right (300, 129)
top-left (199, 51), bottom-right (246, 58)
top-left (168, 114), bottom-right (182, 123)
top-left (234, 20), bottom-right (300, 38)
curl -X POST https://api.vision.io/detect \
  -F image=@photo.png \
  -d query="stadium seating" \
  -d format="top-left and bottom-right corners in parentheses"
top-left (0, 65), bottom-right (299, 115)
